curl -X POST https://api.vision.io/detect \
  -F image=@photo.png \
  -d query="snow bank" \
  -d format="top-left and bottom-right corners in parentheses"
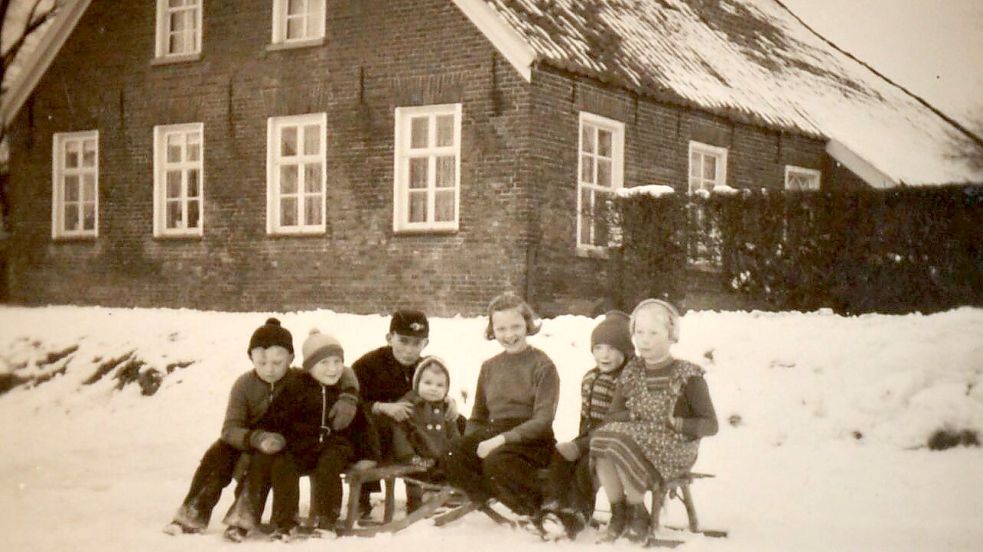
top-left (1, 306), bottom-right (982, 551)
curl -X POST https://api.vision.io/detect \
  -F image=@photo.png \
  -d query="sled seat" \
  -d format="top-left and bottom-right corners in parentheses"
top-left (341, 463), bottom-right (465, 536)
top-left (650, 472), bottom-right (727, 538)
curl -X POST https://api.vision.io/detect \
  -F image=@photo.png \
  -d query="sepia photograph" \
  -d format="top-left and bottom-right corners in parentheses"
top-left (0, 1), bottom-right (980, 550)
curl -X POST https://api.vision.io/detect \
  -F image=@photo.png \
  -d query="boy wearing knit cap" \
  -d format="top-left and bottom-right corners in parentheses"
top-left (539, 310), bottom-right (633, 540)
top-left (165, 318), bottom-right (300, 536)
top-left (231, 329), bottom-right (378, 541)
top-left (391, 356), bottom-right (463, 512)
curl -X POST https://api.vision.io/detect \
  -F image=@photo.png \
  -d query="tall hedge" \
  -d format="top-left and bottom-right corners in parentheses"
top-left (615, 186), bottom-right (983, 314)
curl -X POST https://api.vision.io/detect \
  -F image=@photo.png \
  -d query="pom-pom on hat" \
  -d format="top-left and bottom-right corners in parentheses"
top-left (591, 310), bottom-right (632, 358)
top-left (302, 329), bottom-right (344, 371)
top-left (389, 309), bottom-right (429, 338)
top-left (412, 356), bottom-right (451, 397)
top-left (247, 317), bottom-right (294, 356)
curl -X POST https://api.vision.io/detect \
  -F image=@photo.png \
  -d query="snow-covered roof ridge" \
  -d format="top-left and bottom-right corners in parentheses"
top-left (473, 0), bottom-right (983, 187)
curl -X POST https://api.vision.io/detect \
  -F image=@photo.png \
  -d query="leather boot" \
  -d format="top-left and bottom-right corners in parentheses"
top-left (625, 503), bottom-right (651, 543)
top-left (597, 501), bottom-right (628, 543)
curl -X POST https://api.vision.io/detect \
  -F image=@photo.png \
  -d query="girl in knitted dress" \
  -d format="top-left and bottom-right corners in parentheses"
top-left (590, 299), bottom-right (718, 543)
top-left (443, 293), bottom-right (560, 523)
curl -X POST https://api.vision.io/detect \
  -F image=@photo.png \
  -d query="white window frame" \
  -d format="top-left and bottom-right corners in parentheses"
top-left (51, 131), bottom-right (99, 239)
top-left (266, 113), bottom-right (327, 235)
top-left (785, 165), bottom-right (821, 191)
top-left (577, 112), bottom-right (625, 251)
top-left (155, 0), bottom-right (202, 60)
top-left (153, 123), bottom-right (205, 237)
top-left (688, 141), bottom-right (728, 194)
top-left (271, 0), bottom-right (326, 45)
top-left (393, 103), bottom-right (462, 233)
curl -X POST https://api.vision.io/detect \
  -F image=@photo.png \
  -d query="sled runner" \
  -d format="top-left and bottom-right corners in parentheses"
top-left (650, 472), bottom-right (728, 539)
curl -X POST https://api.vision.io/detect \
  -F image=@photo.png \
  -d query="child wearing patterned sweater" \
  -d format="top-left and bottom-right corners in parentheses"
top-left (443, 293), bottom-right (560, 522)
top-left (539, 310), bottom-right (633, 539)
top-left (591, 300), bottom-right (718, 544)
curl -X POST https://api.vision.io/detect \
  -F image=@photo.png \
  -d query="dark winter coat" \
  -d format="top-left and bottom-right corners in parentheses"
top-left (573, 364), bottom-right (624, 454)
top-left (352, 346), bottom-right (420, 409)
top-left (392, 390), bottom-right (462, 461)
top-left (220, 369), bottom-right (303, 450)
top-left (254, 372), bottom-right (379, 471)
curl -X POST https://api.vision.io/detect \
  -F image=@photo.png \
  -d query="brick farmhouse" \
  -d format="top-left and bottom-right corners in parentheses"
top-left (2, 0), bottom-right (980, 315)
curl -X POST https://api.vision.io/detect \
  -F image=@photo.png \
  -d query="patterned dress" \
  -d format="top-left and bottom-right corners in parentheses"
top-left (590, 357), bottom-right (706, 492)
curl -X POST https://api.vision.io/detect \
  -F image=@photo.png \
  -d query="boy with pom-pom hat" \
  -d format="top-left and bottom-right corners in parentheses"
top-left (163, 318), bottom-right (360, 540)
top-left (231, 329), bottom-right (378, 541)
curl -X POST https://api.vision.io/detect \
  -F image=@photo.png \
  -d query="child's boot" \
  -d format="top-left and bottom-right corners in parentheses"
top-left (624, 503), bottom-right (651, 543)
top-left (222, 525), bottom-right (248, 543)
top-left (597, 501), bottom-right (628, 543)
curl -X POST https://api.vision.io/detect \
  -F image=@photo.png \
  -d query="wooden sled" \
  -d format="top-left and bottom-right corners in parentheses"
top-left (341, 463), bottom-right (478, 536)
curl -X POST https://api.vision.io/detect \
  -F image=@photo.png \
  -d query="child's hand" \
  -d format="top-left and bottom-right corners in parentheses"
top-left (444, 396), bottom-right (460, 422)
top-left (668, 417), bottom-right (685, 433)
top-left (476, 435), bottom-right (506, 458)
top-left (375, 401), bottom-right (413, 422)
top-left (409, 455), bottom-right (436, 470)
top-left (329, 394), bottom-right (358, 430)
top-left (351, 459), bottom-right (377, 471)
top-left (555, 441), bottom-right (580, 461)
top-left (250, 431), bottom-right (286, 454)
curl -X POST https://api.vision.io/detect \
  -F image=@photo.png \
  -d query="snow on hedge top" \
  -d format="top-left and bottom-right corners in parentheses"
top-left (616, 184), bottom-right (675, 198)
top-left (479, 0), bottom-right (983, 186)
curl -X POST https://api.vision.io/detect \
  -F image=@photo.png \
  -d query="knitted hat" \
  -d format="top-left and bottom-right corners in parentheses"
top-left (302, 329), bottom-right (344, 371)
top-left (630, 299), bottom-right (681, 343)
top-left (389, 309), bottom-right (429, 338)
top-left (412, 356), bottom-right (450, 396)
top-left (247, 317), bottom-right (294, 356)
top-left (591, 310), bottom-right (632, 358)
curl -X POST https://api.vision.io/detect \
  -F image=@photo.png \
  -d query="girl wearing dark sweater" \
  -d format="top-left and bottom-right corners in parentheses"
top-left (590, 300), bottom-right (718, 543)
top-left (443, 293), bottom-right (560, 522)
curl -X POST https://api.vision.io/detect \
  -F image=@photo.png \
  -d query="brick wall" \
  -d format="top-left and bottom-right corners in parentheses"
top-left (7, 0), bottom-right (533, 316)
top-left (525, 66), bottom-right (831, 314)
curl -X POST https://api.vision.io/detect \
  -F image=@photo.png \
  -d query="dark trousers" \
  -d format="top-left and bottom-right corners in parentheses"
top-left (172, 440), bottom-right (242, 529)
top-left (360, 413), bottom-right (396, 508)
top-left (543, 451), bottom-right (596, 518)
top-left (443, 423), bottom-right (555, 517)
top-left (242, 444), bottom-right (353, 531)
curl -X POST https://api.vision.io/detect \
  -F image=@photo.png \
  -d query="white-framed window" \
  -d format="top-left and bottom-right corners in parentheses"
top-left (688, 141), bottom-right (728, 193)
top-left (266, 113), bottom-right (327, 234)
top-left (393, 104), bottom-right (462, 233)
top-left (153, 123), bottom-right (204, 237)
top-left (155, 0), bottom-right (202, 59)
top-left (577, 112), bottom-right (624, 250)
top-left (785, 165), bottom-right (821, 191)
top-left (51, 131), bottom-right (99, 239)
top-left (272, 0), bottom-right (325, 44)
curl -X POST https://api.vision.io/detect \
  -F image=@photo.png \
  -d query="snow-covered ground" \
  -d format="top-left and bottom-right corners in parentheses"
top-left (1, 306), bottom-right (981, 551)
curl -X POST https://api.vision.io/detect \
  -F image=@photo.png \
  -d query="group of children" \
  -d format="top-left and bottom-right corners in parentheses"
top-left (163, 294), bottom-right (718, 545)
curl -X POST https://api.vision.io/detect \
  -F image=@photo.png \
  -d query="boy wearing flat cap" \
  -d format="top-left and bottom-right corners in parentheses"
top-left (351, 309), bottom-right (459, 519)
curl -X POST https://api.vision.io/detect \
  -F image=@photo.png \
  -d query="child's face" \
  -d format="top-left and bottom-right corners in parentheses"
top-left (592, 344), bottom-right (626, 373)
top-left (417, 367), bottom-right (449, 402)
top-left (632, 306), bottom-right (673, 363)
top-left (387, 332), bottom-right (428, 367)
top-left (251, 346), bottom-right (292, 383)
top-left (310, 355), bottom-right (344, 386)
top-left (491, 307), bottom-right (529, 353)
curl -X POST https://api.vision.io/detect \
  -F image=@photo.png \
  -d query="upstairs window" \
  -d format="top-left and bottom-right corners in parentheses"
top-left (156, 0), bottom-right (202, 59)
top-left (577, 112), bottom-right (624, 250)
top-left (272, 0), bottom-right (325, 44)
top-left (154, 123), bottom-right (204, 237)
top-left (785, 166), bottom-right (821, 191)
top-left (688, 141), bottom-right (728, 194)
top-left (267, 113), bottom-right (327, 234)
top-left (52, 131), bottom-right (99, 239)
top-left (393, 104), bottom-right (462, 233)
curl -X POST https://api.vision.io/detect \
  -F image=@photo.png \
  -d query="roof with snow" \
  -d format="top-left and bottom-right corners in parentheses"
top-left (3, 0), bottom-right (981, 187)
top-left (456, 0), bottom-right (983, 187)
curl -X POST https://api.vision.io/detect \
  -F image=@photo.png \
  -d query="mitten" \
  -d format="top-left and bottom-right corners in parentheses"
top-left (250, 431), bottom-right (286, 454)
top-left (555, 441), bottom-right (581, 461)
top-left (444, 396), bottom-right (460, 422)
top-left (329, 393), bottom-right (358, 430)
